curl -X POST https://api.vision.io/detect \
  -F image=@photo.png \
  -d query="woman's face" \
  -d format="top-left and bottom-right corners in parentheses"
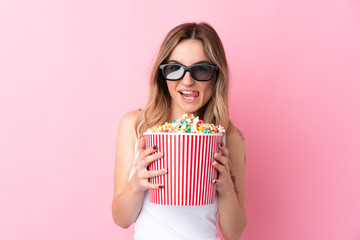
top-left (166, 39), bottom-right (215, 121)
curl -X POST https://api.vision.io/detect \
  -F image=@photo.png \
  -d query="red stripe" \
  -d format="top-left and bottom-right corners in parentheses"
top-left (177, 134), bottom-right (180, 205)
top-left (199, 135), bottom-right (204, 205)
top-left (212, 136), bottom-right (217, 202)
top-left (195, 135), bottom-right (200, 205)
top-left (202, 135), bottom-right (208, 204)
top-left (165, 134), bottom-right (168, 205)
top-left (208, 136), bottom-right (212, 204)
top-left (192, 136), bottom-right (200, 205)
top-left (178, 135), bottom-right (181, 205)
top-left (201, 136), bottom-right (209, 205)
top-left (163, 134), bottom-right (166, 205)
top-left (150, 135), bottom-right (153, 202)
top-left (174, 135), bottom-right (178, 205)
top-left (186, 135), bottom-right (190, 205)
top-left (184, 135), bottom-right (187, 205)
top-left (210, 136), bottom-right (215, 203)
top-left (154, 135), bottom-right (157, 203)
top-left (162, 134), bottom-right (165, 204)
top-left (167, 136), bottom-right (173, 205)
top-left (168, 134), bottom-right (171, 205)
top-left (150, 135), bottom-right (153, 203)
top-left (157, 134), bottom-right (160, 204)
top-left (208, 135), bottom-right (213, 204)
top-left (170, 134), bottom-right (173, 205)
top-left (207, 135), bottom-right (211, 204)
top-left (173, 134), bottom-right (176, 205)
top-left (191, 135), bottom-right (195, 205)
top-left (181, 135), bottom-right (184, 205)
top-left (201, 135), bottom-right (206, 205)
top-left (210, 136), bottom-right (216, 203)
top-left (204, 136), bottom-right (210, 204)
top-left (159, 134), bottom-right (162, 204)
top-left (154, 135), bottom-right (156, 203)
top-left (177, 135), bottom-right (181, 205)
top-left (152, 135), bottom-right (154, 203)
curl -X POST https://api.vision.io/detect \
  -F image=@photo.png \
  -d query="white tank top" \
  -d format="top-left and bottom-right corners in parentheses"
top-left (129, 136), bottom-right (226, 240)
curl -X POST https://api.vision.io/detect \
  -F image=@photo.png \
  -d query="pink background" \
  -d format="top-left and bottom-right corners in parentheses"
top-left (0, 0), bottom-right (359, 239)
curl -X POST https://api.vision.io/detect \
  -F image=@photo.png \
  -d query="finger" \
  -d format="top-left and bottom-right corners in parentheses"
top-left (212, 179), bottom-right (223, 186)
top-left (141, 181), bottom-right (164, 190)
top-left (214, 152), bottom-right (229, 167)
top-left (138, 136), bottom-right (159, 157)
top-left (219, 143), bottom-right (230, 158)
top-left (212, 179), bottom-right (226, 188)
top-left (212, 160), bottom-right (228, 173)
top-left (146, 169), bottom-right (168, 178)
top-left (144, 152), bottom-right (164, 165)
top-left (144, 144), bottom-right (160, 156)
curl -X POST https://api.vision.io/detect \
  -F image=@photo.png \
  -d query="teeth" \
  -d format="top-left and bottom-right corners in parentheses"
top-left (180, 91), bottom-right (194, 94)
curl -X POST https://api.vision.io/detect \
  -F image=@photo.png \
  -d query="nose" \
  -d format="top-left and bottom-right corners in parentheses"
top-left (180, 71), bottom-right (195, 86)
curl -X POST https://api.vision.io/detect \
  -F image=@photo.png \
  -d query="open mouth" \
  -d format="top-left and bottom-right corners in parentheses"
top-left (179, 91), bottom-right (199, 100)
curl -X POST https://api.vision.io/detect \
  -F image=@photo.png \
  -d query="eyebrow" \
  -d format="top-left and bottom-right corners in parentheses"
top-left (167, 60), bottom-right (211, 65)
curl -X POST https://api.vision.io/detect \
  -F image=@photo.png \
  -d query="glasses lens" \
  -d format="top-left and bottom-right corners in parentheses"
top-left (163, 64), bottom-right (184, 80)
top-left (191, 65), bottom-right (212, 81)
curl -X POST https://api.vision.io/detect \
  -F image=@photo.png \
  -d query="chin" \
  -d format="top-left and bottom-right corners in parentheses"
top-left (180, 105), bottom-right (203, 115)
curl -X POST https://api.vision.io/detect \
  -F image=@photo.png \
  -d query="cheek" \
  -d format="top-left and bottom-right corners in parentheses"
top-left (166, 82), bottom-right (177, 94)
top-left (202, 83), bottom-right (214, 102)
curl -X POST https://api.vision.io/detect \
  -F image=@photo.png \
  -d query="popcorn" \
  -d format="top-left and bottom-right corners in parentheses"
top-left (145, 114), bottom-right (225, 134)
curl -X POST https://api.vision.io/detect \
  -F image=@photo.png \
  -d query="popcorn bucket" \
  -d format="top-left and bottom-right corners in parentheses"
top-left (144, 133), bottom-right (222, 206)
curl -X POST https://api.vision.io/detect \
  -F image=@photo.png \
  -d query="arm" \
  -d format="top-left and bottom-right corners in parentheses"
top-left (213, 123), bottom-right (247, 239)
top-left (111, 110), bottom-right (167, 228)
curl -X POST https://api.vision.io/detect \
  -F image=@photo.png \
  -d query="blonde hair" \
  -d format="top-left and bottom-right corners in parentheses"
top-left (135, 22), bottom-right (230, 138)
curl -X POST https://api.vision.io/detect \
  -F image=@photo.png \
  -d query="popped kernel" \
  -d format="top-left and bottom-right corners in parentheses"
top-left (145, 114), bottom-right (226, 134)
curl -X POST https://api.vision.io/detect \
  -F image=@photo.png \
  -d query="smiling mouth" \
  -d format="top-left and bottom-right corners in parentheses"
top-left (179, 91), bottom-right (199, 100)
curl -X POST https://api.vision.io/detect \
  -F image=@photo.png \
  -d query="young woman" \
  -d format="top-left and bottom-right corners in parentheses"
top-left (112, 22), bottom-right (247, 240)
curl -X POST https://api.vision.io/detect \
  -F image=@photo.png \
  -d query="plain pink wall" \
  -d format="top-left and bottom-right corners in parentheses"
top-left (1, 0), bottom-right (359, 239)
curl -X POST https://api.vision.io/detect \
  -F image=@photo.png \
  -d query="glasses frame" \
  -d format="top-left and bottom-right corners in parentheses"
top-left (159, 63), bottom-right (219, 81)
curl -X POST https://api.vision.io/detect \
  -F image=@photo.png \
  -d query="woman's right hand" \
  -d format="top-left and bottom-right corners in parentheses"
top-left (130, 136), bottom-right (167, 192)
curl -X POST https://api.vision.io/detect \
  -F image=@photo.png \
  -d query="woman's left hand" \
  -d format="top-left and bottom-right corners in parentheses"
top-left (213, 143), bottom-right (235, 196)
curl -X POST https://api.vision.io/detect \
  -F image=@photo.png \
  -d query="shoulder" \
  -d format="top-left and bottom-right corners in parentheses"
top-left (226, 121), bottom-right (245, 143)
top-left (119, 109), bottom-right (142, 128)
top-left (117, 109), bottom-right (142, 145)
top-left (226, 122), bottom-right (246, 157)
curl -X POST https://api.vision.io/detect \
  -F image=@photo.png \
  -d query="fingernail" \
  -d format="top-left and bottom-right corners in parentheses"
top-left (153, 145), bottom-right (157, 150)
top-left (159, 185), bottom-right (163, 189)
top-left (213, 179), bottom-right (217, 184)
top-left (220, 142), bottom-right (223, 147)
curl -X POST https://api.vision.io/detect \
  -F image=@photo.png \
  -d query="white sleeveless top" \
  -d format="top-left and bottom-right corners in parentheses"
top-left (129, 136), bottom-right (226, 240)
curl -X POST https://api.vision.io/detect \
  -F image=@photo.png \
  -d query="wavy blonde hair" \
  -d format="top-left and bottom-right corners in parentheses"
top-left (135, 22), bottom-right (230, 138)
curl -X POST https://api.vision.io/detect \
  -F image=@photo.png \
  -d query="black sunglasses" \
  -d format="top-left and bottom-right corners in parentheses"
top-left (159, 63), bottom-right (218, 81)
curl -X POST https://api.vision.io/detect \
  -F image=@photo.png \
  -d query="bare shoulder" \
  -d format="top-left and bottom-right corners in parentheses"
top-left (119, 109), bottom-right (142, 129)
top-left (226, 122), bottom-right (246, 165)
top-left (118, 109), bottom-right (141, 136)
top-left (226, 122), bottom-right (245, 144)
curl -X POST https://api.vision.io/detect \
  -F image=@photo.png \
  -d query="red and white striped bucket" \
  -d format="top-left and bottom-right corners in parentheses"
top-left (144, 133), bottom-right (222, 206)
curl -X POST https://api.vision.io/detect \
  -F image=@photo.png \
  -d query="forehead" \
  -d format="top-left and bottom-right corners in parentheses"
top-left (168, 39), bottom-right (209, 65)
